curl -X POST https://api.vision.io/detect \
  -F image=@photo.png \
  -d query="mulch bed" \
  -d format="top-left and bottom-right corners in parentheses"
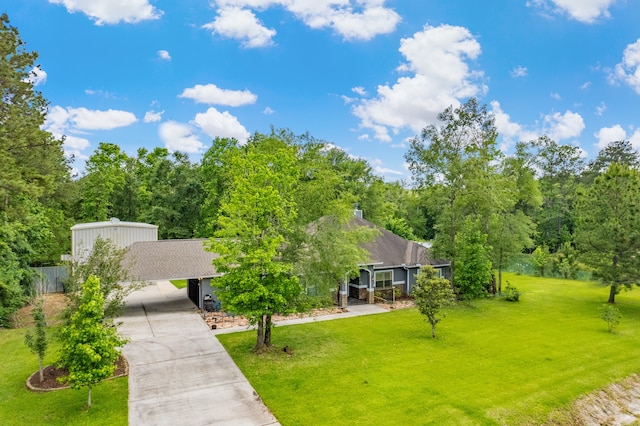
top-left (26, 355), bottom-right (128, 392)
top-left (202, 301), bottom-right (416, 329)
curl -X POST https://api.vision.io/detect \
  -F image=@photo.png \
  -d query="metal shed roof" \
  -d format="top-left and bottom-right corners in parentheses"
top-left (71, 218), bottom-right (158, 231)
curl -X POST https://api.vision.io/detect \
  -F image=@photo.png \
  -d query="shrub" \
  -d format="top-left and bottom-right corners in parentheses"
top-left (503, 281), bottom-right (521, 302)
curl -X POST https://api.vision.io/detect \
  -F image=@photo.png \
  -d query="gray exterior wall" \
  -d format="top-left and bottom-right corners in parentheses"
top-left (71, 218), bottom-right (158, 262)
top-left (349, 264), bottom-right (450, 300)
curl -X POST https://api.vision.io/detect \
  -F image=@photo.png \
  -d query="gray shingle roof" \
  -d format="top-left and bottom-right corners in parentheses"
top-left (353, 217), bottom-right (450, 269)
top-left (123, 239), bottom-right (220, 281)
top-left (122, 220), bottom-right (449, 281)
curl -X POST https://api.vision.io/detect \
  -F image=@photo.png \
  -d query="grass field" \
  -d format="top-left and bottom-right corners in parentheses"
top-left (0, 327), bottom-right (128, 426)
top-left (218, 273), bottom-right (640, 425)
top-left (170, 279), bottom-right (187, 289)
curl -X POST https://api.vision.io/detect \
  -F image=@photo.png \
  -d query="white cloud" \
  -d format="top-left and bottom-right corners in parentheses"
top-left (510, 66), bottom-right (528, 78)
top-left (490, 101), bottom-right (586, 151)
top-left (368, 158), bottom-right (404, 177)
top-left (45, 105), bottom-right (136, 167)
top-left (352, 86), bottom-right (367, 96)
top-left (527, 0), bottom-right (617, 23)
top-left (610, 38), bottom-right (640, 94)
top-left (84, 88), bottom-right (116, 98)
top-left (193, 107), bottom-right (250, 143)
top-left (203, 6), bottom-right (276, 48)
top-left (68, 107), bottom-right (137, 130)
top-left (48, 0), bottom-right (162, 25)
top-left (594, 124), bottom-right (626, 149)
top-left (595, 102), bottom-right (606, 116)
top-left (490, 101), bottom-right (538, 150)
top-left (543, 110), bottom-right (585, 141)
top-left (63, 134), bottom-right (91, 151)
top-left (342, 95), bottom-right (356, 104)
top-left (580, 81), bottom-right (592, 90)
top-left (206, 1), bottom-right (400, 46)
top-left (23, 67), bottom-right (47, 86)
top-left (594, 125), bottom-right (640, 149)
top-left (159, 121), bottom-right (206, 153)
top-left (46, 106), bottom-right (136, 132)
top-left (144, 110), bottom-right (164, 123)
top-left (157, 50), bottom-right (171, 60)
top-left (179, 84), bottom-right (257, 106)
top-left (550, 92), bottom-right (561, 100)
top-left (631, 129), bottom-right (640, 148)
top-left (263, 107), bottom-right (275, 115)
top-left (353, 24), bottom-right (485, 141)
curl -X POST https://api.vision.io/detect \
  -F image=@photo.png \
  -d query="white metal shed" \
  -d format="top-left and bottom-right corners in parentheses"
top-left (71, 218), bottom-right (158, 262)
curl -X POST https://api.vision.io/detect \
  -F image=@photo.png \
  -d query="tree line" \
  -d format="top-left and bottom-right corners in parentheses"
top-left (3, 11), bottom-right (640, 329)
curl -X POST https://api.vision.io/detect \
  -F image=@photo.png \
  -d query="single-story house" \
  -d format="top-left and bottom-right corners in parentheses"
top-left (338, 216), bottom-right (451, 307)
top-left (121, 218), bottom-right (450, 310)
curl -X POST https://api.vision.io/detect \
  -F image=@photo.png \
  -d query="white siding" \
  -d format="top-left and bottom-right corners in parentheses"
top-left (71, 218), bottom-right (158, 262)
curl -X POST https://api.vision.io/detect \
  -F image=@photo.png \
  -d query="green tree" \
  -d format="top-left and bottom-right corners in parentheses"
top-left (289, 137), bottom-right (377, 305)
top-left (58, 275), bottom-right (127, 407)
top-left (207, 134), bottom-right (302, 352)
top-left (405, 98), bottom-right (501, 285)
top-left (488, 142), bottom-right (541, 292)
top-left (79, 142), bottom-right (128, 221)
top-left (530, 136), bottom-right (584, 251)
top-left (66, 236), bottom-right (140, 319)
top-left (554, 242), bottom-right (579, 279)
top-left (454, 220), bottom-right (493, 299)
top-left (24, 297), bottom-right (47, 382)
top-left (384, 216), bottom-right (417, 240)
top-left (532, 245), bottom-right (551, 277)
top-left (197, 138), bottom-right (239, 237)
top-left (582, 140), bottom-right (640, 185)
top-left (413, 266), bottom-right (455, 338)
top-left (574, 163), bottom-right (640, 303)
top-left (599, 304), bottom-right (622, 332)
top-left (0, 13), bottom-right (68, 320)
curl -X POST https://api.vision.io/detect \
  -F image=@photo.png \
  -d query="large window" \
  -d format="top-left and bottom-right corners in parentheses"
top-left (375, 270), bottom-right (393, 289)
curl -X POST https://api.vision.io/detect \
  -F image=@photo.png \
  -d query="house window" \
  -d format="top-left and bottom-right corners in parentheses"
top-left (375, 270), bottom-right (393, 289)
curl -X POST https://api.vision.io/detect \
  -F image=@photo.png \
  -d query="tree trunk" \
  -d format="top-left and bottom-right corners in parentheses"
top-left (608, 256), bottom-right (619, 304)
top-left (254, 316), bottom-right (265, 352)
top-left (263, 315), bottom-right (272, 347)
top-left (38, 357), bottom-right (44, 382)
top-left (431, 323), bottom-right (436, 338)
top-left (608, 284), bottom-right (617, 304)
top-left (87, 386), bottom-right (92, 408)
top-left (498, 268), bottom-right (503, 294)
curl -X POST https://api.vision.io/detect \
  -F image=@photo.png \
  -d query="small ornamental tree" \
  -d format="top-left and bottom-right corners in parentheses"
top-left (58, 275), bottom-right (127, 408)
top-left (600, 304), bottom-right (622, 333)
top-left (24, 298), bottom-right (47, 382)
top-left (413, 266), bottom-right (455, 338)
top-left (66, 236), bottom-right (141, 319)
top-left (532, 245), bottom-right (551, 277)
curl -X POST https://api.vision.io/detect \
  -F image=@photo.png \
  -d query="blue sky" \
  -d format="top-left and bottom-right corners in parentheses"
top-left (6, 1), bottom-right (640, 179)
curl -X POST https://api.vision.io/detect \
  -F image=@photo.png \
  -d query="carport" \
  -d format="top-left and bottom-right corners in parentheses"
top-left (123, 239), bottom-right (222, 309)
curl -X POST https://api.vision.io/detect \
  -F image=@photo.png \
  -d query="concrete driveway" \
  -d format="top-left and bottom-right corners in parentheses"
top-left (118, 281), bottom-right (279, 426)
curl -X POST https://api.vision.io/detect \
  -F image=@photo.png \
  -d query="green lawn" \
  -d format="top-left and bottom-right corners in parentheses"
top-left (218, 273), bottom-right (640, 425)
top-left (170, 279), bottom-right (187, 289)
top-left (0, 327), bottom-right (128, 426)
